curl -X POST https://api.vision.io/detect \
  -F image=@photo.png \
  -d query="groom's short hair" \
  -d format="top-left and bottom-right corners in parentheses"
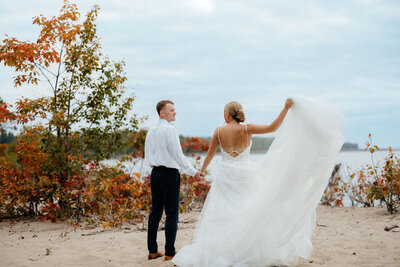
top-left (156, 100), bottom-right (174, 115)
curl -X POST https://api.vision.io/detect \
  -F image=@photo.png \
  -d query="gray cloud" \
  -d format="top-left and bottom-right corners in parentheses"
top-left (0, 0), bottom-right (399, 147)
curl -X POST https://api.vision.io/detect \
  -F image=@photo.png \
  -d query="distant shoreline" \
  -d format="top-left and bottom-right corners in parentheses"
top-left (340, 148), bottom-right (400, 152)
top-left (186, 148), bottom-right (400, 155)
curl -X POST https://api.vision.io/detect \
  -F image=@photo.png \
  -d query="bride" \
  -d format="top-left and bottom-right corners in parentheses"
top-left (172, 97), bottom-right (344, 267)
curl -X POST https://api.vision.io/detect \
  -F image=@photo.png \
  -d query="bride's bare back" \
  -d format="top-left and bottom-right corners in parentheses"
top-left (200, 99), bottom-right (294, 173)
top-left (218, 124), bottom-right (251, 157)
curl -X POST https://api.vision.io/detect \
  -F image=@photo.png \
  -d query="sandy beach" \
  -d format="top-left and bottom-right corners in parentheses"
top-left (1, 206), bottom-right (399, 267)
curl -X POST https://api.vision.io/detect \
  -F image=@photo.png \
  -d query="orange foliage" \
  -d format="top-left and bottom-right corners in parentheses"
top-left (0, 1), bottom-right (177, 225)
top-left (0, 144), bottom-right (7, 165)
top-left (181, 137), bottom-right (209, 155)
top-left (0, 102), bottom-right (17, 123)
top-left (0, 112), bottom-right (211, 226)
top-left (0, 0), bottom-right (212, 223)
top-left (0, 126), bottom-right (58, 218)
top-left (83, 165), bottom-right (151, 228)
top-left (0, 0), bottom-right (80, 87)
top-left (321, 164), bottom-right (345, 207)
top-left (367, 146), bottom-right (400, 213)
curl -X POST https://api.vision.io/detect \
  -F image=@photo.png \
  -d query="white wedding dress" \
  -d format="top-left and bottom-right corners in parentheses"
top-left (172, 96), bottom-right (345, 267)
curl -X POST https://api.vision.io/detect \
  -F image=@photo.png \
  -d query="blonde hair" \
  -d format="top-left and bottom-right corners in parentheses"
top-left (224, 101), bottom-right (245, 123)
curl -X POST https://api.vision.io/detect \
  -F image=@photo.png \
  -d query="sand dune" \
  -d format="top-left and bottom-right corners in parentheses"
top-left (1, 206), bottom-right (399, 266)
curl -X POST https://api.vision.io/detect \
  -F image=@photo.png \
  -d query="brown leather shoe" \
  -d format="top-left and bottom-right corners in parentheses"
top-left (165, 253), bottom-right (176, 261)
top-left (148, 251), bottom-right (164, 260)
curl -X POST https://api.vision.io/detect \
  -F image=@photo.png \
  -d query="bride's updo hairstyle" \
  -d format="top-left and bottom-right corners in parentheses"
top-left (225, 101), bottom-right (245, 123)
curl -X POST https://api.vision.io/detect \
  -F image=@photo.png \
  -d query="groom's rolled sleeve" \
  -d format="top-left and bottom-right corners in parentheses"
top-left (168, 127), bottom-right (197, 177)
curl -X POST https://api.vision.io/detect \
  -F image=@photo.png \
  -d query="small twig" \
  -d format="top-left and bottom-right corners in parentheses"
top-left (317, 224), bottom-right (327, 227)
top-left (384, 225), bottom-right (399, 232)
top-left (81, 229), bottom-right (110, 236)
top-left (81, 232), bottom-right (99, 236)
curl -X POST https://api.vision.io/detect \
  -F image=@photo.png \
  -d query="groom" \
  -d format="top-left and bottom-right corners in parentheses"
top-left (144, 100), bottom-right (204, 261)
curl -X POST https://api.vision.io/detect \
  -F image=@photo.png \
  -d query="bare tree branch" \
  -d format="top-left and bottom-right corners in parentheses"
top-left (33, 63), bottom-right (55, 92)
top-left (33, 63), bottom-right (57, 77)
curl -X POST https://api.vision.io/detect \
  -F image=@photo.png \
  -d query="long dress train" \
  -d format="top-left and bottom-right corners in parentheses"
top-left (172, 96), bottom-right (345, 267)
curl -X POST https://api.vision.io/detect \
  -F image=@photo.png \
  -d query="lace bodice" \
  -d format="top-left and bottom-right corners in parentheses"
top-left (221, 141), bottom-right (252, 162)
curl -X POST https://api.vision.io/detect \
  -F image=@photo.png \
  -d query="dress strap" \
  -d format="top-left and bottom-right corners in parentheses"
top-left (245, 124), bottom-right (249, 147)
top-left (217, 127), bottom-right (222, 146)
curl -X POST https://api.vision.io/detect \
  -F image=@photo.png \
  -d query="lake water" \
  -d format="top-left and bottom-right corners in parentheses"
top-left (104, 150), bottom-right (397, 207)
top-left (105, 150), bottom-right (395, 178)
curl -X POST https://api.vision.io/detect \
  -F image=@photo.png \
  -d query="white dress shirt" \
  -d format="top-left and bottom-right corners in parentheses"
top-left (143, 119), bottom-right (197, 177)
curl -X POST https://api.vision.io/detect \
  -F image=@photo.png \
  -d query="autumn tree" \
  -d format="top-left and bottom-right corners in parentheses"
top-left (0, 1), bottom-right (142, 217)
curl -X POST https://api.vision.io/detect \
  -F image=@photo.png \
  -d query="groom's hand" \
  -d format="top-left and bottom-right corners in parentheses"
top-left (194, 171), bottom-right (205, 181)
top-left (143, 175), bottom-right (151, 184)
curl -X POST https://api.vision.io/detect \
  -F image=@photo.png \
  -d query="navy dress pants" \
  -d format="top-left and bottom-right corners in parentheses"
top-left (147, 166), bottom-right (180, 257)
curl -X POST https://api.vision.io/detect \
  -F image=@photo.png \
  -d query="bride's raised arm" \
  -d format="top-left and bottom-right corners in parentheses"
top-left (247, 98), bottom-right (294, 135)
top-left (200, 128), bottom-right (219, 173)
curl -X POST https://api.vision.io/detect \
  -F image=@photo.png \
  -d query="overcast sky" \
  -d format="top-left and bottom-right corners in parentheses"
top-left (0, 0), bottom-right (399, 148)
